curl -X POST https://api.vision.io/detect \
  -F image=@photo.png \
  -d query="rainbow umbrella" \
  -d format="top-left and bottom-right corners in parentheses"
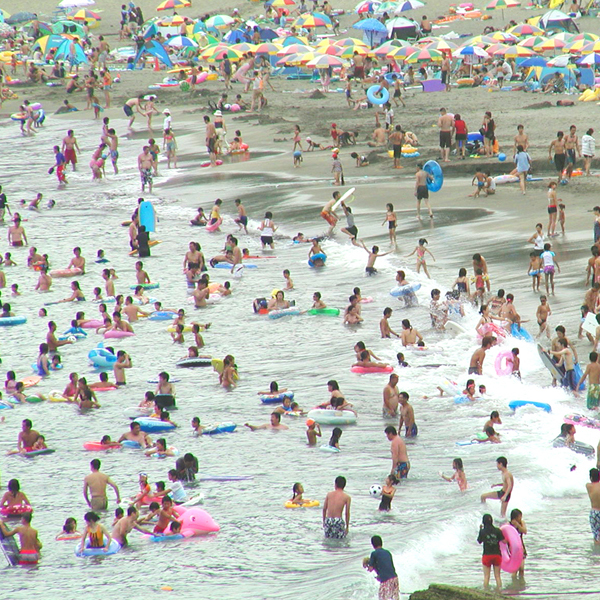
top-left (254, 42), bottom-right (282, 54)
top-left (340, 45), bottom-right (368, 58)
top-left (537, 37), bottom-right (565, 52)
top-left (166, 34), bottom-right (198, 47)
top-left (207, 47), bottom-right (243, 62)
top-left (486, 31), bottom-right (518, 43)
top-left (319, 44), bottom-right (344, 56)
top-left (156, 0), bottom-right (190, 11)
top-left (503, 45), bottom-right (537, 58)
top-left (372, 39), bottom-right (407, 57)
top-left (68, 9), bottom-right (101, 21)
top-left (271, 0), bottom-right (296, 6)
top-left (306, 54), bottom-right (346, 67)
top-left (507, 24), bottom-right (544, 37)
top-left (276, 35), bottom-right (310, 46)
top-left (563, 38), bottom-right (588, 53)
top-left (386, 44), bottom-right (419, 59)
top-left (277, 43), bottom-right (313, 56)
top-left (276, 53), bottom-right (302, 65)
top-left (205, 15), bottom-right (234, 29)
top-left (453, 45), bottom-right (489, 59)
top-left (485, 0), bottom-right (520, 19)
top-left (230, 42), bottom-right (257, 53)
top-left (293, 13), bottom-right (331, 28)
top-left (572, 32), bottom-right (599, 42)
top-left (355, 0), bottom-right (382, 14)
top-left (424, 40), bottom-right (457, 52)
top-left (517, 35), bottom-right (549, 49)
top-left (485, 42), bottom-right (509, 56)
top-left (32, 34), bottom-right (71, 54)
top-left (157, 15), bottom-right (187, 26)
top-left (334, 37), bottom-right (369, 47)
top-left (580, 40), bottom-right (600, 55)
top-left (405, 48), bottom-right (443, 63)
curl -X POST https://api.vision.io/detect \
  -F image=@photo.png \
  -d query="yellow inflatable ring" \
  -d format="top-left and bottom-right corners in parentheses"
top-left (167, 325), bottom-right (193, 333)
top-left (284, 500), bottom-right (320, 508)
top-left (49, 390), bottom-right (70, 402)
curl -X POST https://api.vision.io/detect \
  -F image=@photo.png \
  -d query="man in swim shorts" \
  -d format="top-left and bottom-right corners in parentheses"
top-left (62, 129), bottom-right (80, 171)
top-left (123, 95), bottom-right (144, 128)
top-left (415, 164), bottom-right (434, 219)
top-left (388, 125), bottom-right (403, 169)
top-left (234, 198), bottom-right (248, 233)
top-left (323, 475), bottom-right (351, 539)
top-left (321, 192), bottom-right (339, 235)
top-left (385, 425), bottom-right (410, 479)
top-left (480, 456), bottom-right (513, 518)
top-left (83, 458), bottom-right (120, 511)
top-left (577, 351), bottom-right (600, 410)
top-left (138, 146), bottom-right (154, 193)
top-left (0, 513), bottom-right (42, 564)
top-left (587, 468), bottom-right (600, 544)
top-left (398, 392), bottom-right (417, 438)
top-left (438, 108), bottom-right (453, 162)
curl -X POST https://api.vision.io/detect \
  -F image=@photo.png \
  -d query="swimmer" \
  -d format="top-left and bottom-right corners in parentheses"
top-left (245, 412), bottom-right (289, 431)
top-left (311, 292), bottom-right (327, 310)
top-left (480, 456), bottom-right (514, 518)
top-left (469, 336), bottom-right (494, 375)
top-left (145, 438), bottom-right (176, 457)
top-left (441, 458), bottom-right (468, 491)
top-left (79, 512), bottom-right (112, 554)
top-left (400, 319), bottom-right (423, 346)
top-left (383, 374), bottom-right (400, 417)
top-left (283, 269), bottom-right (294, 290)
top-left (320, 192), bottom-right (340, 235)
top-left (358, 242), bottom-right (392, 275)
top-left (306, 419), bottom-right (322, 446)
top-left (398, 392), bottom-right (417, 438)
top-left (56, 518), bottom-right (81, 540)
top-left (407, 238), bottom-right (435, 278)
top-left (380, 307), bottom-right (400, 338)
top-left (308, 238), bottom-right (326, 267)
top-left (234, 199), bottom-right (248, 234)
top-left (379, 475), bottom-right (399, 511)
top-left (328, 427), bottom-right (343, 449)
top-left (354, 350), bottom-right (389, 370)
top-left (484, 411), bottom-right (502, 432)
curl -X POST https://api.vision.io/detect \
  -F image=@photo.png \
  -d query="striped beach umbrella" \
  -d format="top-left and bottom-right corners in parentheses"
top-left (271, 0), bottom-right (296, 6)
top-left (293, 13), bottom-right (331, 28)
top-left (424, 39), bottom-right (457, 52)
top-left (503, 45), bottom-right (537, 58)
top-left (355, 0), bottom-right (381, 14)
top-left (306, 54), bottom-right (346, 67)
top-left (205, 15), bottom-right (235, 29)
top-left (393, 0), bottom-right (425, 12)
top-left (517, 35), bottom-right (549, 49)
top-left (334, 37), bottom-right (369, 47)
top-left (208, 47), bottom-right (243, 62)
top-left (537, 37), bottom-right (566, 52)
top-left (371, 39), bottom-right (407, 57)
top-left (68, 9), bottom-right (101, 21)
top-left (405, 48), bottom-right (443, 63)
top-left (254, 42), bottom-right (282, 54)
top-left (386, 44), bottom-right (419, 59)
top-left (157, 15), bottom-right (187, 26)
top-left (277, 43), bottom-right (313, 56)
top-left (580, 40), bottom-right (600, 55)
top-left (166, 34), bottom-right (198, 47)
top-left (507, 23), bottom-right (544, 37)
top-left (485, 43), bottom-right (509, 55)
top-left (156, 0), bottom-right (190, 11)
top-left (572, 32), bottom-right (599, 42)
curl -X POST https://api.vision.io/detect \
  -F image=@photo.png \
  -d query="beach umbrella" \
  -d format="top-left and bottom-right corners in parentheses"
top-left (353, 17), bottom-right (387, 46)
top-left (405, 48), bottom-right (443, 62)
top-left (486, 31), bottom-right (518, 43)
top-left (166, 34), bottom-right (198, 47)
top-left (546, 54), bottom-right (571, 67)
top-left (6, 11), bottom-right (37, 24)
top-left (271, 0), bottom-right (296, 6)
top-left (340, 45), bottom-right (369, 58)
top-left (572, 32), bottom-right (599, 42)
top-left (156, 0), bottom-right (190, 10)
top-left (276, 35), bottom-right (310, 45)
top-left (485, 43), bottom-right (508, 55)
top-left (22, 20), bottom-right (53, 37)
top-left (209, 48), bottom-right (243, 62)
top-left (254, 42), bottom-right (281, 54)
top-left (393, 0), bottom-right (425, 13)
top-left (58, 0), bottom-right (95, 6)
top-left (507, 23), bottom-right (544, 37)
top-left (386, 44), bottom-right (418, 59)
top-left (424, 40), bottom-right (457, 52)
top-left (319, 44), bottom-right (344, 56)
top-left (517, 35), bottom-right (549, 49)
top-left (293, 14), bottom-right (331, 28)
top-left (376, 1), bottom-right (400, 11)
top-left (277, 43), bottom-right (313, 56)
top-left (503, 45), bottom-right (537, 58)
top-left (230, 42), bottom-right (257, 53)
top-left (0, 9), bottom-right (10, 20)
top-left (205, 15), bottom-right (234, 29)
top-left (68, 9), bottom-right (100, 21)
top-left (306, 54), bottom-right (346, 67)
top-left (563, 38), bottom-right (590, 53)
top-left (537, 37), bottom-right (565, 52)
top-left (334, 37), bottom-right (369, 47)
top-left (580, 40), bottom-right (600, 55)
top-left (371, 39), bottom-right (403, 56)
top-left (551, 32), bottom-right (575, 43)
top-left (519, 55), bottom-right (548, 67)
top-left (453, 45), bottom-right (488, 59)
top-left (157, 15), bottom-right (188, 27)
top-left (485, 0), bottom-right (520, 20)
top-left (576, 53), bottom-right (600, 65)
top-left (276, 52), bottom-right (302, 65)
top-left (355, 0), bottom-right (381, 14)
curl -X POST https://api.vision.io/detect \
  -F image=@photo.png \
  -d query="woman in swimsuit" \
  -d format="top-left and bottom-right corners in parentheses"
top-left (407, 238), bottom-right (435, 278)
top-left (453, 267), bottom-right (471, 297)
top-left (80, 512), bottom-right (112, 553)
top-left (547, 182), bottom-right (559, 237)
top-left (267, 290), bottom-right (290, 312)
top-left (59, 281), bottom-right (85, 303)
top-left (527, 222), bottom-right (545, 256)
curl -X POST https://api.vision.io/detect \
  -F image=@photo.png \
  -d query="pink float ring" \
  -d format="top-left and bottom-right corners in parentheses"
top-left (351, 365), bottom-right (394, 374)
top-left (104, 330), bottom-right (135, 339)
top-left (494, 351), bottom-right (513, 377)
top-left (500, 523), bottom-right (524, 573)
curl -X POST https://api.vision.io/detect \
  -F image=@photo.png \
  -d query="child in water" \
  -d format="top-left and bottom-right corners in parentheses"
top-left (80, 512), bottom-right (112, 552)
top-left (283, 269), bottom-right (294, 290)
top-left (306, 419), bottom-right (322, 446)
top-left (379, 474), bottom-right (399, 511)
top-left (328, 427), bottom-right (343, 449)
top-left (527, 251), bottom-right (542, 293)
top-left (440, 458), bottom-right (468, 491)
top-left (407, 238), bottom-right (435, 278)
top-left (290, 482), bottom-right (310, 505)
top-left (509, 509), bottom-right (527, 579)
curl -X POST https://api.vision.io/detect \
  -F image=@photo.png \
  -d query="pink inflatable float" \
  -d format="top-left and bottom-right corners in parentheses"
top-left (500, 523), bottom-right (524, 573)
top-left (104, 330), bottom-right (135, 339)
top-left (168, 507), bottom-right (220, 536)
top-left (350, 365), bottom-right (393, 374)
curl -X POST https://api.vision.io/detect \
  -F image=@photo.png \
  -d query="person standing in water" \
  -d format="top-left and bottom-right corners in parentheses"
top-left (480, 456), bottom-right (513, 518)
top-left (385, 426), bottom-right (410, 479)
top-left (414, 164), bottom-right (433, 219)
top-left (83, 458), bottom-right (120, 511)
top-left (322, 475), bottom-right (351, 539)
top-left (362, 535), bottom-right (400, 600)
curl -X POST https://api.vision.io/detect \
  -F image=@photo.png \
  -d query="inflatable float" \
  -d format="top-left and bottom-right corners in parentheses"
top-left (260, 391), bottom-right (294, 404)
top-left (390, 283), bottom-right (421, 297)
top-left (509, 400), bottom-right (551, 413)
top-left (351, 365), bottom-right (393, 374)
top-left (423, 160), bottom-right (443, 192)
top-left (306, 409), bottom-right (357, 425)
top-left (552, 436), bottom-right (595, 457)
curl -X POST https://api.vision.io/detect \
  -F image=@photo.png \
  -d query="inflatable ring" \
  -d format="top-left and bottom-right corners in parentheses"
top-left (351, 365), bottom-right (393, 374)
top-left (500, 523), bottom-right (524, 573)
top-left (10, 112), bottom-right (26, 122)
top-left (423, 160), bottom-right (443, 192)
top-left (205, 217), bottom-right (222, 232)
top-left (390, 283), bottom-right (421, 297)
top-left (306, 408), bottom-right (357, 425)
top-left (308, 253), bottom-right (327, 268)
top-left (260, 391), bottom-right (294, 404)
top-left (494, 350), bottom-right (513, 376)
top-left (284, 499), bottom-right (320, 508)
top-left (366, 85), bottom-right (390, 105)
top-left (456, 78), bottom-right (474, 88)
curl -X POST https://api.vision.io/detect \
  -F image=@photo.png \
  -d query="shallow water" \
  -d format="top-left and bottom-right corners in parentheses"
top-left (0, 114), bottom-right (599, 600)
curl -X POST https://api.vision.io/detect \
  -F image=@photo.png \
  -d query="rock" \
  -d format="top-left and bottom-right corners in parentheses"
top-left (409, 584), bottom-right (503, 600)
top-left (309, 90), bottom-right (326, 99)
top-left (523, 101), bottom-right (552, 110)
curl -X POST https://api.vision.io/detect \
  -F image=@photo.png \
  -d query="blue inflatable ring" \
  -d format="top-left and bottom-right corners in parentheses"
top-left (308, 253), bottom-right (327, 268)
top-left (366, 85), bottom-right (390, 105)
top-left (423, 160), bottom-right (443, 192)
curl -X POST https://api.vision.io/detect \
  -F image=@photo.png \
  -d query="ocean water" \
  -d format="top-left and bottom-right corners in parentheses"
top-left (0, 114), bottom-right (599, 600)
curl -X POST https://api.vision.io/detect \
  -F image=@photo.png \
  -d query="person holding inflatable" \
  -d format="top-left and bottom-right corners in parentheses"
top-left (477, 514), bottom-right (506, 592)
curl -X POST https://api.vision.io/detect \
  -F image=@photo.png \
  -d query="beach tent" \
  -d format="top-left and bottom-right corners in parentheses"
top-left (223, 28), bottom-right (251, 43)
top-left (525, 65), bottom-right (577, 87)
top-left (353, 18), bottom-right (387, 46)
top-left (385, 16), bottom-right (419, 40)
top-left (134, 39), bottom-right (173, 67)
top-left (529, 10), bottom-right (579, 34)
top-left (54, 38), bottom-right (88, 63)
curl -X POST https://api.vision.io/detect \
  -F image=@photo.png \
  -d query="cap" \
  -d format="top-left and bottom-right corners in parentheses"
top-left (214, 110), bottom-right (222, 116)
top-left (162, 108), bottom-right (170, 114)
top-left (139, 472), bottom-right (148, 478)
top-left (331, 123), bottom-right (336, 127)
top-left (306, 136), bottom-right (312, 142)
top-left (306, 419), bottom-right (315, 426)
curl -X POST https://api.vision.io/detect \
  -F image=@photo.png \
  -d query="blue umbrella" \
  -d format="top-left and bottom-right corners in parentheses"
top-left (353, 17), bottom-right (387, 46)
top-left (519, 56), bottom-right (548, 67)
top-left (260, 28), bottom-right (278, 40)
top-left (576, 53), bottom-right (600, 66)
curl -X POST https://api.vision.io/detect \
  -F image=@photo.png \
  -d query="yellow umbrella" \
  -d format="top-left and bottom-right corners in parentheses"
top-left (503, 45), bottom-right (537, 58)
top-left (581, 40), bottom-right (600, 54)
top-left (386, 45), bottom-right (419, 59)
top-left (340, 45), bottom-right (368, 58)
top-left (271, 0), bottom-right (296, 6)
top-left (333, 37), bottom-right (369, 47)
top-left (230, 42), bottom-right (257, 53)
top-left (254, 42), bottom-right (282, 55)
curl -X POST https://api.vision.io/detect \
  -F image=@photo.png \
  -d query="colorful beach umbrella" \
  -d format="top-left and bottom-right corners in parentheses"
top-left (563, 38), bottom-right (589, 53)
top-left (205, 15), bottom-right (234, 29)
top-left (207, 47), bottom-right (243, 62)
top-left (355, 0), bottom-right (381, 14)
top-left (519, 55), bottom-right (547, 67)
top-left (453, 45), bottom-right (488, 59)
top-left (68, 9), bottom-right (101, 21)
top-left (580, 40), bottom-right (600, 54)
top-left (293, 13), bottom-right (331, 28)
top-left (32, 34), bottom-right (70, 54)
top-left (372, 39), bottom-right (408, 57)
top-left (277, 43), bottom-right (313, 56)
top-left (517, 35), bottom-right (549, 49)
top-left (503, 45), bottom-right (537, 58)
top-left (156, 0), bottom-right (190, 10)
top-left (576, 53), bottom-right (600, 65)
top-left (485, 43), bottom-right (509, 55)
top-left (271, 0), bottom-right (296, 6)
top-left (306, 54), bottom-right (346, 67)
top-left (405, 48), bottom-right (443, 63)
top-left (485, 0), bottom-right (520, 9)
top-left (254, 42), bottom-right (282, 54)
top-left (424, 40), bottom-right (457, 52)
top-left (334, 37), bottom-right (369, 47)
top-left (386, 44), bottom-right (419, 59)
top-left (507, 24), bottom-right (544, 37)
top-left (486, 31), bottom-right (518, 43)
top-left (165, 34), bottom-right (198, 47)
top-left (572, 32), bottom-right (599, 42)
top-left (157, 15), bottom-right (188, 26)
top-left (537, 37), bottom-right (565, 52)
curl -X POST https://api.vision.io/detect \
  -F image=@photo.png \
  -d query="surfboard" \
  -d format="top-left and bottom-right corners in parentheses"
top-left (445, 320), bottom-right (467, 335)
top-left (332, 187), bottom-right (355, 212)
top-left (537, 343), bottom-right (563, 381)
top-left (139, 200), bottom-right (156, 233)
top-left (582, 312), bottom-right (598, 337)
top-left (128, 240), bottom-right (161, 256)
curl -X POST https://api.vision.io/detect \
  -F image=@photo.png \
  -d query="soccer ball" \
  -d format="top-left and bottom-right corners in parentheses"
top-left (369, 485), bottom-right (382, 498)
